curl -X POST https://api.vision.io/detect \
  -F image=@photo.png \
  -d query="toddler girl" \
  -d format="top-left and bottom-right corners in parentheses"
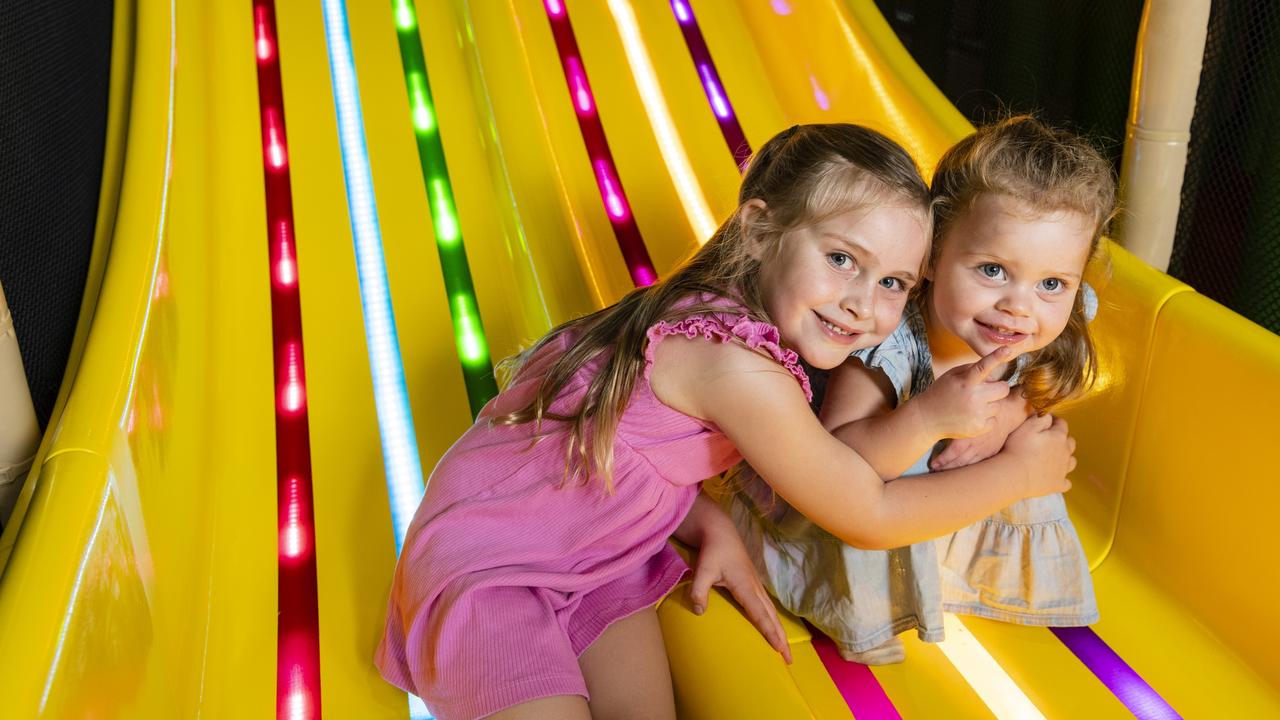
top-left (732, 116), bottom-right (1112, 664)
top-left (376, 123), bottom-right (1077, 719)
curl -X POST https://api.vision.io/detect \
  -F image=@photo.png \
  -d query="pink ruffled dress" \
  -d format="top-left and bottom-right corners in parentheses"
top-left (376, 300), bottom-right (810, 720)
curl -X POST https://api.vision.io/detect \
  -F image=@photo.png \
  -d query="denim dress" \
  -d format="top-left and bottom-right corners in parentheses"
top-left (730, 298), bottom-right (1097, 658)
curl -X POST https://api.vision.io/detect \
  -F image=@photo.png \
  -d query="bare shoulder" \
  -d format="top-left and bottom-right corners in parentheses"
top-left (649, 333), bottom-right (799, 421)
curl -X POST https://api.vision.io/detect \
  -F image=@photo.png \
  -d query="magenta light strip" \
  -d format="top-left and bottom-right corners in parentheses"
top-left (541, 0), bottom-right (657, 287)
top-left (812, 634), bottom-right (903, 719)
top-left (668, 0), bottom-right (752, 167)
top-left (252, 2), bottom-right (323, 718)
top-left (1051, 627), bottom-right (1181, 719)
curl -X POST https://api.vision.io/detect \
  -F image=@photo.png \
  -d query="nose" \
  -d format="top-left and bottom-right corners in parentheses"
top-left (996, 284), bottom-right (1033, 318)
top-left (842, 276), bottom-right (874, 320)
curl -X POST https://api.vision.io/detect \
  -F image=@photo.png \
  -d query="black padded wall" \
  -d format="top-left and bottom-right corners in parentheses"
top-left (0, 0), bottom-right (115, 428)
top-left (1169, 2), bottom-right (1280, 334)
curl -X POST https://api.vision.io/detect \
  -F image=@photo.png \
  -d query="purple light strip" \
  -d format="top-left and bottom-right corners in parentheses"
top-left (668, 0), bottom-right (752, 168)
top-left (542, 0), bottom-right (657, 287)
top-left (1051, 627), bottom-right (1182, 719)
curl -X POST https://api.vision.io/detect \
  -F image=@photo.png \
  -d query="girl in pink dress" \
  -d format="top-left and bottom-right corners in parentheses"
top-left (376, 123), bottom-right (1078, 720)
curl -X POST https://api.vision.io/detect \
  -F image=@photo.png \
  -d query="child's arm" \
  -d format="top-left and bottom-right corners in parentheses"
top-left (672, 491), bottom-right (792, 663)
top-left (821, 349), bottom-right (1014, 480)
top-left (651, 337), bottom-right (1074, 550)
top-left (819, 357), bottom-right (933, 480)
top-left (930, 390), bottom-right (1033, 471)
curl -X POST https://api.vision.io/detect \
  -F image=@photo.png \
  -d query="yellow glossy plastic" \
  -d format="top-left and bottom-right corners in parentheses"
top-left (1, 0), bottom-right (1277, 717)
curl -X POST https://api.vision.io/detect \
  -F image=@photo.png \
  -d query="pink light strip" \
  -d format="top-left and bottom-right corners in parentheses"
top-left (542, 0), bottom-right (657, 287)
top-left (668, 0), bottom-right (752, 167)
top-left (812, 634), bottom-right (903, 720)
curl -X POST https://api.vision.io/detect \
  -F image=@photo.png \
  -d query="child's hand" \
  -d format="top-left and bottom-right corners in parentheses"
top-left (1003, 413), bottom-right (1076, 497)
top-left (931, 433), bottom-right (1004, 471)
top-left (914, 347), bottom-right (1013, 439)
top-left (688, 525), bottom-right (793, 664)
top-left (930, 390), bottom-right (1031, 470)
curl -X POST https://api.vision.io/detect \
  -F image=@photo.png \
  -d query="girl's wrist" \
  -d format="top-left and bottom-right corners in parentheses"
top-left (992, 450), bottom-right (1033, 499)
top-left (904, 395), bottom-right (945, 444)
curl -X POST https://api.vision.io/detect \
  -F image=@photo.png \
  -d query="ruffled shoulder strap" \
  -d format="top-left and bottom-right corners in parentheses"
top-left (644, 307), bottom-right (812, 402)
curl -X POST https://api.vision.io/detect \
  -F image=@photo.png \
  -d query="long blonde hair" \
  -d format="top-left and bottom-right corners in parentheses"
top-left (494, 124), bottom-right (931, 491)
top-left (930, 115), bottom-right (1117, 412)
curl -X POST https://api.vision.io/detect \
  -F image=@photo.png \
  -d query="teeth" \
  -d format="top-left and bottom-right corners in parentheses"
top-left (822, 319), bottom-right (853, 336)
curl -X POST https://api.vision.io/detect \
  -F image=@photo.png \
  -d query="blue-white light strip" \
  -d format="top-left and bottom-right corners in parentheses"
top-left (320, 3), bottom-right (432, 716)
top-left (319, 0), bottom-right (425, 551)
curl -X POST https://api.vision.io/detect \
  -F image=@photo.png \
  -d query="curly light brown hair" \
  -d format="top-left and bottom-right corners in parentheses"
top-left (930, 115), bottom-right (1118, 412)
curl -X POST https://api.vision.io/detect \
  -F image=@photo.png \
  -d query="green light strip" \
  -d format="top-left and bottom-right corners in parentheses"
top-left (392, 0), bottom-right (497, 417)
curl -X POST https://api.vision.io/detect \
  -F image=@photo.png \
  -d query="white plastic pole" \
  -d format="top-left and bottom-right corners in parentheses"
top-left (0, 282), bottom-right (40, 525)
top-left (1118, 0), bottom-right (1213, 271)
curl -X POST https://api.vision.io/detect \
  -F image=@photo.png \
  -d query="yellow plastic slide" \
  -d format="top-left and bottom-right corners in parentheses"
top-left (0, 0), bottom-right (1276, 717)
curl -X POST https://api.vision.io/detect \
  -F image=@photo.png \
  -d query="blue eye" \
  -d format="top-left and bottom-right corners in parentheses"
top-left (1039, 277), bottom-right (1066, 293)
top-left (828, 252), bottom-right (852, 269)
top-left (878, 277), bottom-right (905, 292)
top-left (979, 263), bottom-right (1005, 280)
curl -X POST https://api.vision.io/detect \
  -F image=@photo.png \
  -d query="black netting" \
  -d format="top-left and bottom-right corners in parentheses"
top-left (0, 0), bottom-right (114, 428)
top-left (1169, 2), bottom-right (1280, 334)
top-left (875, 0), bottom-right (1143, 171)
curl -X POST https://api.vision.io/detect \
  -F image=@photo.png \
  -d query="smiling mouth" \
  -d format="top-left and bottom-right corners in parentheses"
top-left (816, 312), bottom-right (862, 339)
top-left (976, 320), bottom-right (1028, 344)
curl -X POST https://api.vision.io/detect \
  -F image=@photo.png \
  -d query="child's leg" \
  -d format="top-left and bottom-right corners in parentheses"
top-left (578, 607), bottom-right (677, 720)
top-left (487, 696), bottom-right (590, 719)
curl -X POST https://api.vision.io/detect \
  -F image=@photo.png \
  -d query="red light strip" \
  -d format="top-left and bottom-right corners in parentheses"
top-left (542, 0), bottom-right (657, 287)
top-left (252, 2), bottom-right (323, 718)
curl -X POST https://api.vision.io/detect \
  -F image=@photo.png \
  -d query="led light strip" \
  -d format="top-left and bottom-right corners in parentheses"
top-left (390, 0), bottom-right (497, 416)
top-left (319, 0), bottom-right (426, 551)
top-left (319, 2), bottom-right (435, 716)
top-left (542, 0), bottom-right (657, 287)
top-left (253, 3), bottom-right (323, 718)
top-left (667, 0), bottom-right (752, 168)
top-left (936, 614), bottom-right (1047, 719)
top-left (605, 0), bottom-right (716, 242)
top-left (1051, 627), bottom-right (1180, 719)
top-left (811, 634), bottom-right (903, 719)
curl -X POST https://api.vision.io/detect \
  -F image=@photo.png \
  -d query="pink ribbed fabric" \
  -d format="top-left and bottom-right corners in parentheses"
top-left (376, 303), bottom-right (810, 720)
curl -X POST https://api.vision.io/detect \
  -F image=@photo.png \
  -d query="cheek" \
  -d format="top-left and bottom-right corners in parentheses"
top-left (1036, 303), bottom-right (1075, 343)
top-left (877, 296), bottom-right (908, 333)
top-left (932, 271), bottom-right (973, 308)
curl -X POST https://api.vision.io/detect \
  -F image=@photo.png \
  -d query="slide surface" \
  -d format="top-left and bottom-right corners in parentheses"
top-left (0, 0), bottom-right (1276, 718)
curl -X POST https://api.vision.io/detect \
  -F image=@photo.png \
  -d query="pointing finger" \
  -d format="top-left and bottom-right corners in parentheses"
top-left (969, 346), bottom-right (1013, 382)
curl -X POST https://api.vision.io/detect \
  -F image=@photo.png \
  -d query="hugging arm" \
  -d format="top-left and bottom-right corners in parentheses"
top-left (820, 356), bottom-right (940, 480)
top-left (823, 348), bottom-right (1016, 480)
top-left (651, 337), bottom-right (1074, 551)
top-left (930, 389), bottom-right (1032, 471)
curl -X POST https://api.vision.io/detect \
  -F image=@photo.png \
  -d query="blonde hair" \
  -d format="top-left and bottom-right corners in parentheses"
top-left (931, 115), bottom-right (1117, 411)
top-left (494, 124), bottom-right (931, 491)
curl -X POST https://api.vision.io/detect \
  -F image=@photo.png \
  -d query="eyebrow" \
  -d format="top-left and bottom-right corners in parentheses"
top-left (961, 252), bottom-right (1081, 281)
top-left (824, 232), bottom-right (920, 283)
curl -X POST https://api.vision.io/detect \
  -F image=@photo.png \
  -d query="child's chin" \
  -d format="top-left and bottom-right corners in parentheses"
top-left (797, 349), bottom-right (841, 370)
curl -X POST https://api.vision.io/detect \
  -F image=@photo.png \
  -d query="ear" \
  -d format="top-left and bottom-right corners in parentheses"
top-left (740, 199), bottom-right (770, 260)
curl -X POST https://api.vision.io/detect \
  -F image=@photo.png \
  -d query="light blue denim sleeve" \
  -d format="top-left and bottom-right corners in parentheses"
top-left (849, 314), bottom-right (917, 407)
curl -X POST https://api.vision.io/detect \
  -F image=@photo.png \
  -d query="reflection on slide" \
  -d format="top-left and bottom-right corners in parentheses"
top-left (0, 0), bottom-right (1275, 718)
